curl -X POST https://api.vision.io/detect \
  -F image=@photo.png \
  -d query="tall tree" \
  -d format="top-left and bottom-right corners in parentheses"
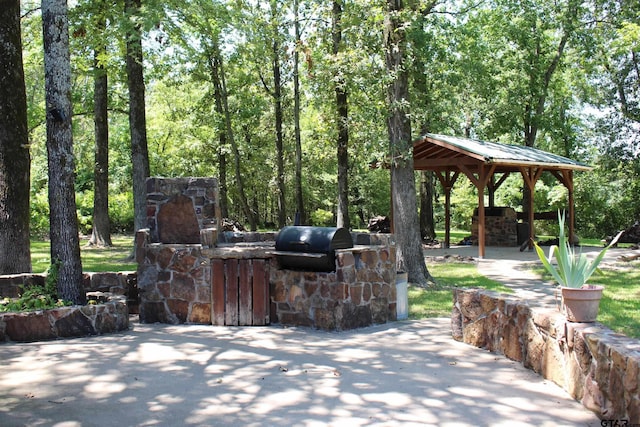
top-left (88, 4), bottom-right (112, 247)
top-left (384, 0), bottom-right (432, 286)
top-left (42, 0), bottom-right (85, 304)
top-left (589, 0), bottom-right (640, 146)
top-left (333, 0), bottom-right (350, 229)
top-left (125, 0), bottom-right (150, 235)
top-left (293, 0), bottom-right (306, 225)
top-left (0, 0), bottom-right (32, 274)
top-left (269, 0), bottom-right (287, 228)
top-left (408, 3), bottom-right (440, 241)
top-left (167, 0), bottom-right (257, 229)
top-left (210, 43), bottom-right (258, 230)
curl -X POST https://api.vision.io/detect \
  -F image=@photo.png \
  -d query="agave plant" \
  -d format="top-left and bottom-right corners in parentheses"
top-left (533, 211), bottom-right (624, 288)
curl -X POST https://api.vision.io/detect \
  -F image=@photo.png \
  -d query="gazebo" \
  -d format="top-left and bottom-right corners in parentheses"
top-left (412, 133), bottom-right (591, 258)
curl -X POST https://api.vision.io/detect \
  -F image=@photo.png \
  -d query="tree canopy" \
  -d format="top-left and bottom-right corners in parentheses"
top-left (14, 0), bottom-right (640, 244)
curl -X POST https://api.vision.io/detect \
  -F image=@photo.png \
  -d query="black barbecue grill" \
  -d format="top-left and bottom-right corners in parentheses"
top-left (274, 226), bottom-right (354, 272)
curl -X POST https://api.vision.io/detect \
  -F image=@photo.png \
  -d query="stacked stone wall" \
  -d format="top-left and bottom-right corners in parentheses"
top-left (136, 231), bottom-right (212, 324)
top-left (145, 177), bottom-right (220, 244)
top-left (471, 207), bottom-right (518, 246)
top-left (452, 288), bottom-right (640, 421)
top-left (0, 271), bottom-right (138, 312)
top-left (0, 298), bottom-right (129, 343)
top-left (270, 245), bottom-right (397, 330)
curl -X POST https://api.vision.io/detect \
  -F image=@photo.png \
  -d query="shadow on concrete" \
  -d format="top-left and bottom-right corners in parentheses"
top-left (0, 318), bottom-right (600, 426)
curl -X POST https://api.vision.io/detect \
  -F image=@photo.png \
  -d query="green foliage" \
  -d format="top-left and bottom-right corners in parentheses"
top-left (30, 191), bottom-right (50, 238)
top-left (575, 161), bottom-right (640, 238)
top-left (15, 0), bottom-right (640, 244)
top-left (309, 209), bottom-right (334, 227)
top-left (109, 192), bottom-right (135, 233)
top-left (533, 211), bottom-right (623, 288)
top-left (76, 191), bottom-right (94, 235)
top-left (0, 260), bottom-right (71, 312)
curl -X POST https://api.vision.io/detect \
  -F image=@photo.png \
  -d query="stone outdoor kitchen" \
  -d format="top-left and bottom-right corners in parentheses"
top-left (135, 177), bottom-right (399, 331)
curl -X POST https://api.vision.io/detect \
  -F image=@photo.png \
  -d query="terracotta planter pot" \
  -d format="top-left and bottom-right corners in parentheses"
top-left (560, 285), bottom-right (604, 323)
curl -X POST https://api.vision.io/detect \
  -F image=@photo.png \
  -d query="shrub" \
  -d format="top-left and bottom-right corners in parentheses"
top-left (0, 260), bottom-right (72, 312)
top-left (310, 209), bottom-right (335, 226)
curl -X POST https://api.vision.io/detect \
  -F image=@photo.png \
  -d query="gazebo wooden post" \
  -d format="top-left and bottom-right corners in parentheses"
top-left (567, 170), bottom-right (575, 244)
top-left (556, 169), bottom-right (576, 244)
top-left (460, 164), bottom-right (495, 258)
top-left (520, 167), bottom-right (544, 249)
top-left (478, 182), bottom-right (486, 258)
top-left (435, 170), bottom-right (459, 249)
top-left (527, 183), bottom-right (535, 249)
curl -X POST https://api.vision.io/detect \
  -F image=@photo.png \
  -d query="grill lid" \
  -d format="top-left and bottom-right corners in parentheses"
top-left (274, 226), bottom-right (353, 272)
top-left (275, 226), bottom-right (353, 253)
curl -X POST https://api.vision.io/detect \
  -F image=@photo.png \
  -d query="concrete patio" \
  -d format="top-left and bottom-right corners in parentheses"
top-left (3, 244), bottom-right (637, 426)
top-left (0, 316), bottom-right (600, 426)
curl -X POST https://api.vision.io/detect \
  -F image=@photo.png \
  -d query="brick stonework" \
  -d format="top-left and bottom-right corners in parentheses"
top-left (145, 177), bottom-right (221, 244)
top-left (0, 298), bottom-right (129, 343)
top-left (471, 207), bottom-right (518, 246)
top-left (137, 229), bottom-right (398, 331)
top-left (270, 241), bottom-right (397, 330)
top-left (452, 288), bottom-right (640, 422)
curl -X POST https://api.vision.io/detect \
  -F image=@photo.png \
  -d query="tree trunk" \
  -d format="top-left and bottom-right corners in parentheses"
top-left (42, 0), bottom-right (85, 304)
top-left (209, 45), bottom-right (257, 230)
top-left (384, 0), bottom-right (432, 286)
top-left (125, 0), bottom-right (150, 235)
top-left (333, 0), bottom-right (350, 230)
top-left (293, 0), bottom-right (306, 225)
top-left (218, 144), bottom-right (229, 219)
top-left (0, 0), bottom-right (32, 274)
top-left (408, 7), bottom-right (436, 244)
top-left (209, 50), bottom-right (229, 221)
top-left (420, 171), bottom-right (436, 241)
top-left (89, 13), bottom-right (112, 248)
top-left (271, 1), bottom-right (287, 228)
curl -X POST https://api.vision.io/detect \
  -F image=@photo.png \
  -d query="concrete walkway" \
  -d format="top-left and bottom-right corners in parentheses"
top-left (4, 245), bottom-right (637, 427)
top-left (425, 244), bottom-right (639, 308)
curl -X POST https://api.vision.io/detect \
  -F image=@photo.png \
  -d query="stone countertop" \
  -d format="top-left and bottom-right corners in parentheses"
top-left (203, 242), bottom-right (276, 259)
top-left (144, 241), bottom-right (276, 259)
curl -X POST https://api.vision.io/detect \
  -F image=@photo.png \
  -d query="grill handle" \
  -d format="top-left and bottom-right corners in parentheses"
top-left (289, 241), bottom-right (311, 250)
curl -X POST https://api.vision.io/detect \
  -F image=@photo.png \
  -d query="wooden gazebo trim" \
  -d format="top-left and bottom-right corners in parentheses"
top-left (411, 134), bottom-right (591, 258)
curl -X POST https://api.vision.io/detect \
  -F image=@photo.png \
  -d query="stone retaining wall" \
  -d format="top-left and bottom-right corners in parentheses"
top-left (0, 271), bottom-right (138, 313)
top-left (452, 288), bottom-right (640, 421)
top-left (0, 298), bottom-right (129, 343)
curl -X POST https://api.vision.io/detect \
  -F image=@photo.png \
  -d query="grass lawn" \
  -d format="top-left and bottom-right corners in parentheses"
top-left (409, 263), bottom-right (513, 319)
top-left (31, 235), bottom-right (137, 273)
top-left (595, 269), bottom-right (640, 339)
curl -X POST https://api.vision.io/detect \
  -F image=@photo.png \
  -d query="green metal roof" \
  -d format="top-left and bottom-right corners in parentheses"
top-left (415, 133), bottom-right (592, 171)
